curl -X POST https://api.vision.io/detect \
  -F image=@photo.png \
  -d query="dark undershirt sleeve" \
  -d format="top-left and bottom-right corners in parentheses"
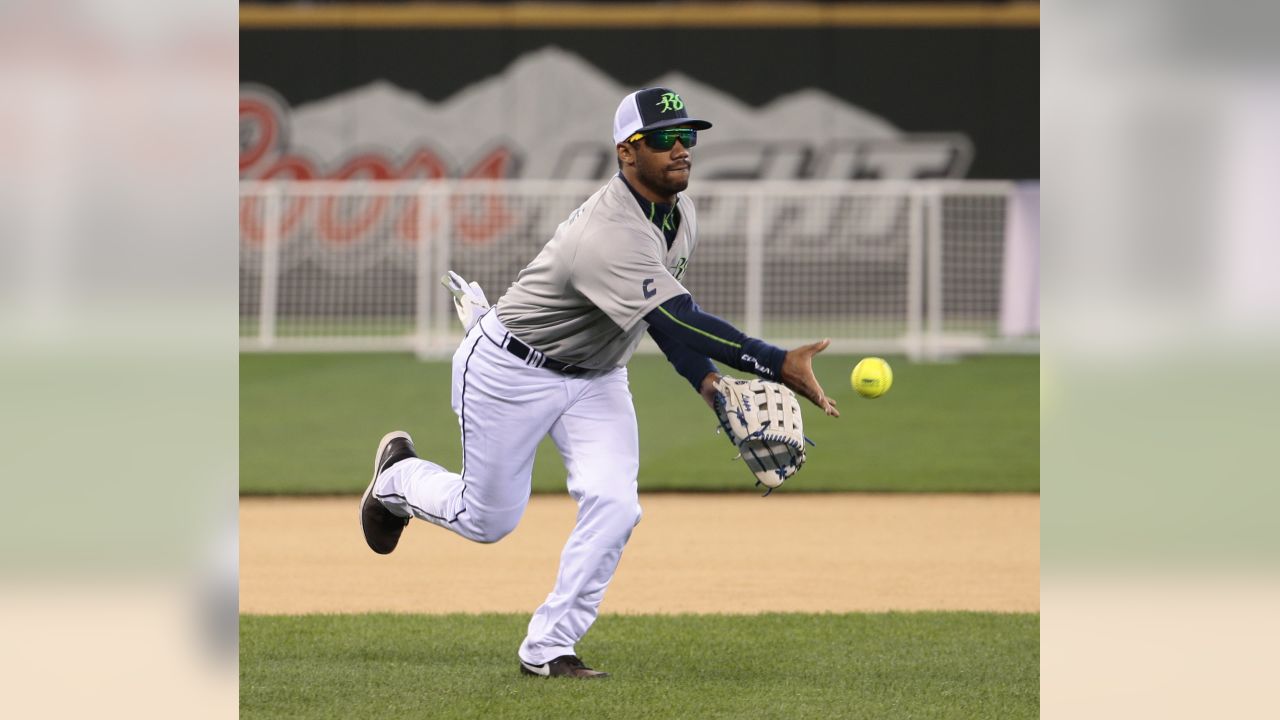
top-left (647, 324), bottom-right (718, 391)
top-left (643, 294), bottom-right (787, 382)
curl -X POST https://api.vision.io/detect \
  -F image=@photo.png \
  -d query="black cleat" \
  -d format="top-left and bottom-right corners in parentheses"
top-left (519, 655), bottom-right (609, 679)
top-left (359, 431), bottom-right (417, 555)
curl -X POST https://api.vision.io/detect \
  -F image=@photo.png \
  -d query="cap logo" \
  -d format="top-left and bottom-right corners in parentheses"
top-left (655, 92), bottom-right (684, 113)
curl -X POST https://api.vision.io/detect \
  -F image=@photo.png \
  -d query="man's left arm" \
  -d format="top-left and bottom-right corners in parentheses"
top-left (644, 294), bottom-right (838, 416)
top-left (646, 324), bottom-right (720, 408)
top-left (645, 294), bottom-right (785, 380)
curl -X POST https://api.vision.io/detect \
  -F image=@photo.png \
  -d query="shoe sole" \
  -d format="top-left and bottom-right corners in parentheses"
top-left (518, 660), bottom-right (608, 679)
top-left (359, 430), bottom-right (412, 544)
top-left (519, 660), bottom-right (550, 677)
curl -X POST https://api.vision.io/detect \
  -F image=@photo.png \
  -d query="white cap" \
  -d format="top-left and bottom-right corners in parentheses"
top-left (612, 90), bottom-right (645, 144)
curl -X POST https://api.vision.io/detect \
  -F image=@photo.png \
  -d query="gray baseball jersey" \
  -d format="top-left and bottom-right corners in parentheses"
top-left (496, 175), bottom-right (698, 369)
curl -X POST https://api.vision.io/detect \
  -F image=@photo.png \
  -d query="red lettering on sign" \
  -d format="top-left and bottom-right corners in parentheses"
top-left (241, 155), bottom-right (316, 244)
top-left (239, 97), bottom-right (279, 174)
top-left (394, 150), bottom-right (451, 242)
top-left (456, 147), bottom-right (516, 245)
top-left (318, 154), bottom-right (396, 244)
top-left (238, 89), bottom-right (525, 247)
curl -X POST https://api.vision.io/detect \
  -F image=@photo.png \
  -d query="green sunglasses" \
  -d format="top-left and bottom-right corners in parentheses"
top-left (627, 127), bottom-right (698, 151)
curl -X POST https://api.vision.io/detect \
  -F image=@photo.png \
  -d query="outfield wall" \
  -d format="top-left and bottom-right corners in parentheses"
top-left (239, 6), bottom-right (1039, 182)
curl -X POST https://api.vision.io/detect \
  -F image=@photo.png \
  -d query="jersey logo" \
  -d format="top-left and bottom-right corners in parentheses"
top-left (671, 257), bottom-right (688, 281)
top-left (642, 278), bottom-right (656, 299)
top-left (655, 92), bottom-right (684, 113)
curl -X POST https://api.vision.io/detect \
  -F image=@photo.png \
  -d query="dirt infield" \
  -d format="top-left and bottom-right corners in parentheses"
top-left (241, 494), bottom-right (1038, 615)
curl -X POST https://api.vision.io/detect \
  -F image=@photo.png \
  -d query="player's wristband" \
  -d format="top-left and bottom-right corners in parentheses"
top-left (738, 338), bottom-right (787, 382)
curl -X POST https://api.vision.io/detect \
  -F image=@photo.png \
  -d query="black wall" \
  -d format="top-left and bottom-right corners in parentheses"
top-left (241, 27), bottom-right (1039, 179)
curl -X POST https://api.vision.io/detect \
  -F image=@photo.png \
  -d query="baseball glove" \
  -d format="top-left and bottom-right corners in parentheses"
top-left (711, 375), bottom-right (810, 493)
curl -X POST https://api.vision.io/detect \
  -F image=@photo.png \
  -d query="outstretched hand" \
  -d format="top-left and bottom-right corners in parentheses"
top-left (782, 339), bottom-right (840, 417)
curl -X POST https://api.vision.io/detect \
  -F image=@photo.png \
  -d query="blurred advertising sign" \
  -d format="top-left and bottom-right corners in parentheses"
top-left (240, 47), bottom-right (971, 183)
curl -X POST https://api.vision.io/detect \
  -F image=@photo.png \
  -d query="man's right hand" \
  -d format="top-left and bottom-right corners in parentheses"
top-left (781, 339), bottom-right (840, 417)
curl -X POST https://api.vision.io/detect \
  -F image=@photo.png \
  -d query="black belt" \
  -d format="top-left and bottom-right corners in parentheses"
top-left (503, 335), bottom-right (588, 375)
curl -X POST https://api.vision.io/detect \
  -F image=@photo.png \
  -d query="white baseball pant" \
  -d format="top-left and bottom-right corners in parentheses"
top-left (373, 310), bottom-right (642, 664)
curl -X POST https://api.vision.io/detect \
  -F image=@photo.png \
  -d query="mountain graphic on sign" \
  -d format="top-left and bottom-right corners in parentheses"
top-left (244, 46), bottom-right (970, 180)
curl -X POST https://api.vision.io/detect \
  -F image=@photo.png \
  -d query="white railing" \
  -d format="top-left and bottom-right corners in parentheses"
top-left (239, 180), bottom-right (1038, 360)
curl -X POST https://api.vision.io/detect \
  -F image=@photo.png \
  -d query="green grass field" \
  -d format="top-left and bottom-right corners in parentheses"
top-left (241, 612), bottom-right (1039, 719)
top-left (240, 353), bottom-right (1038, 494)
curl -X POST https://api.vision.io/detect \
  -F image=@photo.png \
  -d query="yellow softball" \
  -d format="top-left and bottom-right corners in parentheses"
top-left (851, 357), bottom-right (893, 399)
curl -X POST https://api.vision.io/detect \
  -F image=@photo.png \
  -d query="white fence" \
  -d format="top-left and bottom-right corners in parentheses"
top-left (239, 180), bottom-right (1038, 359)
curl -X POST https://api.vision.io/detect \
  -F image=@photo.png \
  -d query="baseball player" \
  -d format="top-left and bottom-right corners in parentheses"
top-left (360, 87), bottom-right (839, 679)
